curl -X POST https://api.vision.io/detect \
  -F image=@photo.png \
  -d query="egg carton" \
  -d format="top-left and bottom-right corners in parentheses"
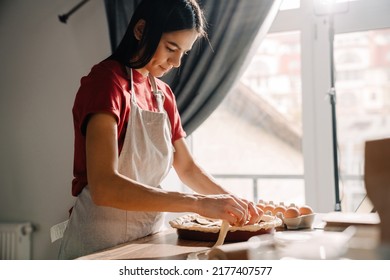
top-left (277, 212), bottom-right (316, 230)
top-left (258, 200), bottom-right (315, 230)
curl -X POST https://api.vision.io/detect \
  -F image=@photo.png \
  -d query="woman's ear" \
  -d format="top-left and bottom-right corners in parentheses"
top-left (134, 19), bottom-right (145, 40)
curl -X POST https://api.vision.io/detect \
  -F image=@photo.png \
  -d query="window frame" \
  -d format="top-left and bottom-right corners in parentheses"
top-left (270, 0), bottom-right (390, 212)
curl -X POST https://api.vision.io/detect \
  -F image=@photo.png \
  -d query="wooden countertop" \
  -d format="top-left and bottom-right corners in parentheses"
top-left (77, 228), bottom-right (215, 260)
top-left (78, 223), bottom-right (381, 260)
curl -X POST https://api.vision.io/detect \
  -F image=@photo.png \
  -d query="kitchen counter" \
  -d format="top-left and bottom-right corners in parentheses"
top-left (78, 222), bottom-right (382, 260)
top-left (77, 228), bottom-right (214, 260)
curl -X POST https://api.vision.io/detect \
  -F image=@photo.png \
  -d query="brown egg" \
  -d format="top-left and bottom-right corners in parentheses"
top-left (263, 204), bottom-right (275, 215)
top-left (273, 205), bottom-right (287, 216)
top-left (299, 205), bottom-right (314, 215)
top-left (256, 202), bottom-right (265, 211)
top-left (284, 207), bottom-right (300, 219)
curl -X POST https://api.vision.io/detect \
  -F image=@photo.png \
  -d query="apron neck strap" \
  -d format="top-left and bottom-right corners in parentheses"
top-left (148, 73), bottom-right (158, 94)
top-left (148, 74), bottom-right (165, 113)
top-left (126, 67), bottom-right (165, 113)
top-left (127, 67), bottom-right (137, 103)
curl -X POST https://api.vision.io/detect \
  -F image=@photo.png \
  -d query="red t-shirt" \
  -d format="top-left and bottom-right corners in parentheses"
top-left (71, 60), bottom-right (186, 196)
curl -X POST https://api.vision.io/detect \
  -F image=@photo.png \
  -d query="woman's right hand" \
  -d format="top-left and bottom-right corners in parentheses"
top-left (194, 194), bottom-right (262, 226)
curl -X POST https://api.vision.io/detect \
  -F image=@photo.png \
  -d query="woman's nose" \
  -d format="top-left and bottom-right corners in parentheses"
top-left (169, 53), bottom-right (182, 68)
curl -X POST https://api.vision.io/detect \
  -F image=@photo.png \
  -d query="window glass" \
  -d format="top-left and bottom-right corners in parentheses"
top-left (280, 0), bottom-right (300, 11)
top-left (191, 31), bottom-right (304, 205)
top-left (334, 28), bottom-right (390, 211)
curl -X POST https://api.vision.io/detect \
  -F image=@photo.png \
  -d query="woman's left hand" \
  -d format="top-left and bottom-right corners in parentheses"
top-left (230, 196), bottom-right (264, 226)
top-left (246, 201), bottom-right (264, 225)
top-left (240, 199), bottom-right (263, 225)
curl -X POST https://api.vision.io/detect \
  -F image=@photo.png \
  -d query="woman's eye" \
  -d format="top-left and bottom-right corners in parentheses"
top-left (167, 47), bottom-right (175, 53)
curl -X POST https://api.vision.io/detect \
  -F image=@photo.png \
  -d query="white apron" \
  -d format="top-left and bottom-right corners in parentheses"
top-left (58, 69), bottom-right (174, 259)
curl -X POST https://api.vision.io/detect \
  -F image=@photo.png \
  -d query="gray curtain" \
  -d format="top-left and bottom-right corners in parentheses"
top-left (104, 0), bottom-right (281, 135)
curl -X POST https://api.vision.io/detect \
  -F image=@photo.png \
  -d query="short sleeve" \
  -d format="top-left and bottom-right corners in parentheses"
top-left (72, 64), bottom-right (127, 136)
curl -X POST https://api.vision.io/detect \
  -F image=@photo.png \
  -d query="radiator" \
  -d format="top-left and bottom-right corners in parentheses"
top-left (0, 223), bottom-right (33, 260)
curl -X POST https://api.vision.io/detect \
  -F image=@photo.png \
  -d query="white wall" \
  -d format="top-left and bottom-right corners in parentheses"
top-left (0, 0), bottom-right (110, 259)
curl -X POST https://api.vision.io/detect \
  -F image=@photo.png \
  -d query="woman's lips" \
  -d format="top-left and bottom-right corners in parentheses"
top-left (160, 66), bottom-right (171, 72)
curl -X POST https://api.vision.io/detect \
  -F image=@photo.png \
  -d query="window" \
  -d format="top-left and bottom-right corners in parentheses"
top-left (191, 30), bottom-right (304, 206)
top-left (280, 0), bottom-right (300, 10)
top-left (335, 28), bottom-right (390, 211)
top-left (163, 0), bottom-right (390, 213)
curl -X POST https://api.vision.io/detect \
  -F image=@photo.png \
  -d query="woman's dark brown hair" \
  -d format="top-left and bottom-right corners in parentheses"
top-left (107, 0), bottom-right (207, 69)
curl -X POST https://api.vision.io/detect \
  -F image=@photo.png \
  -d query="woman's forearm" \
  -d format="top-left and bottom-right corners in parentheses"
top-left (89, 171), bottom-right (251, 225)
top-left (89, 171), bottom-right (201, 213)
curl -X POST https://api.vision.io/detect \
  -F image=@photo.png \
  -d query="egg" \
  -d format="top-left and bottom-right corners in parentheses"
top-left (299, 205), bottom-right (314, 215)
top-left (272, 203), bottom-right (286, 219)
top-left (273, 205), bottom-right (287, 215)
top-left (284, 207), bottom-right (300, 219)
top-left (256, 202), bottom-right (265, 211)
top-left (263, 204), bottom-right (275, 215)
top-left (274, 205), bottom-right (287, 213)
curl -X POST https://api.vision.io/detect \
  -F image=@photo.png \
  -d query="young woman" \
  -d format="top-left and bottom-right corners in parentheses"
top-left (59, 0), bottom-right (262, 259)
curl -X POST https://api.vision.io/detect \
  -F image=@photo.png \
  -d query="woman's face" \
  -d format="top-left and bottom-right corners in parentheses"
top-left (139, 29), bottom-right (199, 77)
